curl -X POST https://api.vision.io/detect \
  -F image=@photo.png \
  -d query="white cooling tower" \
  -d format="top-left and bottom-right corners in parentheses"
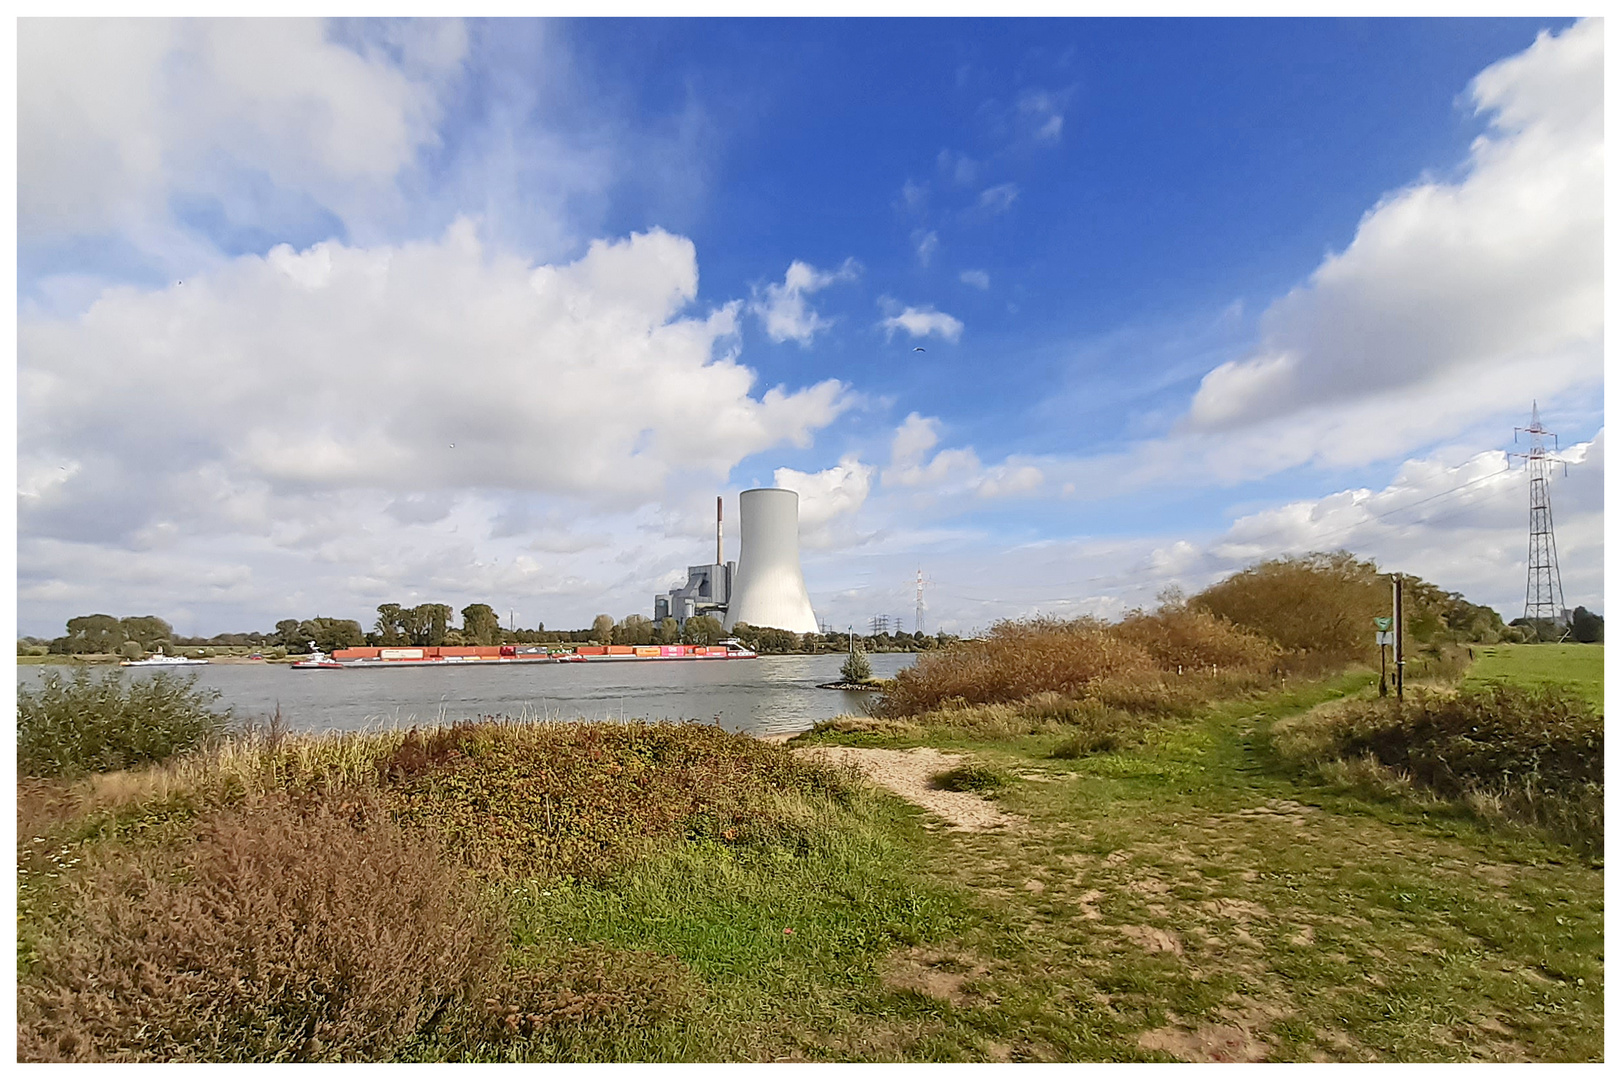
top-left (723, 487), bottom-right (819, 634)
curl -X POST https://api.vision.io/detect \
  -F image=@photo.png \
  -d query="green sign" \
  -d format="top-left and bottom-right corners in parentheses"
top-left (1374, 617), bottom-right (1393, 631)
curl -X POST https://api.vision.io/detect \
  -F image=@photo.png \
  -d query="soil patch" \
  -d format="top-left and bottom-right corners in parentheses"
top-left (794, 746), bottom-right (1023, 832)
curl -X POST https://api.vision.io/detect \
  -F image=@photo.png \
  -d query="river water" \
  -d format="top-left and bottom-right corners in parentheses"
top-left (16, 653), bottom-right (918, 738)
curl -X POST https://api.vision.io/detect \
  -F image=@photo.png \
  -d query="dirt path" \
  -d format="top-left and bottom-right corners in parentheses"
top-left (794, 745), bottom-right (1022, 832)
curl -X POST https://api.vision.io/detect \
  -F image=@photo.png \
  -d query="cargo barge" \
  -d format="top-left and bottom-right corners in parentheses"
top-left (293, 640), bottom-right (758, 670)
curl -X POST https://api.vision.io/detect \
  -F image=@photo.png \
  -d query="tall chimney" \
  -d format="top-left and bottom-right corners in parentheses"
top-left (716, 495), bottom-right (723, 565)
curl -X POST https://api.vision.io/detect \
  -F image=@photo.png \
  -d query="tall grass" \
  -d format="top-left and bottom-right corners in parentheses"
top-left (18, 669), bottom-right (232, 778)
top-left (17, 718), bottom-right (879, 1061)
top-left (1273, 684), bottom-right (1603, 855)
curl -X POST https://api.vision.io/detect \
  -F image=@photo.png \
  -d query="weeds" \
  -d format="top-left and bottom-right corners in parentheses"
top-left (17, 795), bottom-right (504, 1062)
top-left (17, 669), bottom-right (232, 778)
top-left (1273, 684), bottom-right (1603, 856)
top-left (929, 763), bottom-right (1008, 793)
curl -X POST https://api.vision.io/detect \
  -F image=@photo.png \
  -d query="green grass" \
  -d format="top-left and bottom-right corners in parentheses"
top-left (1462, 643), bottom-right (1603, 709)
top-left (18, 672), bottom-right (1604, 1061)
top-left (793, 671), bottom-right (1602, 1061)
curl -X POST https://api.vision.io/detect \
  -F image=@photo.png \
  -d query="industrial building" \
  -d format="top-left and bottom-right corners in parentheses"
top-left (654, 488), bottom-right (819, 634)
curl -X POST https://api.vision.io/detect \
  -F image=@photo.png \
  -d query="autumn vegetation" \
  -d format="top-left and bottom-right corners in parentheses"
top-left (14, 550), bottom-right (1604, 1061)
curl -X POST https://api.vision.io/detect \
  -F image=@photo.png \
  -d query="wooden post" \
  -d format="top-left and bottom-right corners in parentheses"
top-left (1393, 573), bottom-right (1405, 700)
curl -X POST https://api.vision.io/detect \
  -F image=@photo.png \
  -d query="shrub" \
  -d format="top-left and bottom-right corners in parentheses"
top-left (876, 617), bottom-right (1156, 716)
top-left (1108, 604), bottom-right (1278, 673)
top-left (929, 763), bottom-right (1007, 792)
top-left (18, 669), bottom-right (232, 778)
top-left (1191, 551), bottom-right (1388, 665)
top-left (1276, 684), bottom-right (1602, 855)
top-left (840, 647), bottom-right (873, 683)
top-left (378, 721), bottom-right (862, 881)
top-left (17, 796), bottom-right (504, 1062)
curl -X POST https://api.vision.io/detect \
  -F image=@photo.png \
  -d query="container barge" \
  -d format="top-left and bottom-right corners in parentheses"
top-left (292, 640), bottom-right (758, 670)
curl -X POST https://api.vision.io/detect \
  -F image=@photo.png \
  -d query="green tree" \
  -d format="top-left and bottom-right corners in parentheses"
top-left (374, 604), bottom-right (404, 645)
top-left (1570, 606), bottom-right (1604, 643)
top-left (118, 615), bottom-right (174, 651)
top-left (616, 614), bottom-right (654, 646)
top-left (61, 614), bottom-right (123, 655)
top-left (461, 603), bottom-right (501, 646)
top-left (657, 617), bottom-right (680, 645)
top-left (273, 619), bottom-right (307, 651)
top-left (298, 617), bottom-right (364, 653)
top-left (682, 615), bottom-right (724, 646)
top-left (591, 614), bottom-right (616, 644)
top-left (841, 645), bottom-right (873, 683)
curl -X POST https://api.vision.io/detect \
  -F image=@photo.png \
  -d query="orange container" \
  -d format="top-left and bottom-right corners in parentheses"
top-left (608, 646), bottom-right (634, 655)
top-left (577, 646), bottom-right (607, 656)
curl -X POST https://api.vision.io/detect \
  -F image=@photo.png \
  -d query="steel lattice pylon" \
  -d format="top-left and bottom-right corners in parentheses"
top-left (1513, 402), bottom-right (1567, 626)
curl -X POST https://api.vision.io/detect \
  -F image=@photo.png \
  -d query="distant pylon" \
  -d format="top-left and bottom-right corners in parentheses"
top-left (915, 568), bottom-right (930, 636)
top-left (1513, 402), bottom-right (1567, 625)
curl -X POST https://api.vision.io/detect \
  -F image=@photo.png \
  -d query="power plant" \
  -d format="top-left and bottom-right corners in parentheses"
top-left (654, 488), bottom-right (819, 634)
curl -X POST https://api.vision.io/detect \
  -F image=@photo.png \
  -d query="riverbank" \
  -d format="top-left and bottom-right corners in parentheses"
top-left (17, 651), bottom-right (1601, 1061)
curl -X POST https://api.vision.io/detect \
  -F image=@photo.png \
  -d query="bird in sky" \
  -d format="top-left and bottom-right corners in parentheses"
top-left (449, 443), bottom-right (456, 448)
top-left (913, 347), bottom-right (926, 352)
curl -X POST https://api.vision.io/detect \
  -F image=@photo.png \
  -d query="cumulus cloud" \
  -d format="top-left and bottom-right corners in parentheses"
top-left (1018, 89), bottom-right (1065, 142)
top-left (978, 182), bottom-right (1020, 214)
top-left (877, 299), bottom-right (964, 342)
top-left (18, 18), bottom-right (463, 246)
top-left (773, 455), bottom-right (876, 548)
top-left (750, 258), bottom-right (860, 345)
top-left (879, 412), bottom-right (1044, 500)
top-left (959, 269), bottom-right (990, 290)
top-left (1185, 19), bottom-right (1601, 439)
top-left (17, 223), bottom-right (858, 632)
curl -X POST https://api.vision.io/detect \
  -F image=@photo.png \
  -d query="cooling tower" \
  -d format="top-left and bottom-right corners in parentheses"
top-left (723, 487), bottom-right (819, 634)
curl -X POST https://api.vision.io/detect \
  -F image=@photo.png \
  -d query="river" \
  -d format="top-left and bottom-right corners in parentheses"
top-left (16, 653), bottom-right (919, 738)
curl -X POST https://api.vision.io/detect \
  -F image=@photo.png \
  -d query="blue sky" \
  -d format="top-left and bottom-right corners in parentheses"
top-left (15, 17), bottom-right (1604, 637)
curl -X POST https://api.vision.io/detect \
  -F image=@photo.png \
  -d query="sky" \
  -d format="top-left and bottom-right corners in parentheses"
top-left (13, 16), bottom-right (1604, 639)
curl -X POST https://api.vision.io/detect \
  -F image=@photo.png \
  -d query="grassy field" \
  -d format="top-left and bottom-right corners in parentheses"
top-left (789, 672), bottom-right (1602, 1061)
top-left (16, 645), bottom-right (1605, 1061)
top-left (1462, 643), bottom-right (1604, 708)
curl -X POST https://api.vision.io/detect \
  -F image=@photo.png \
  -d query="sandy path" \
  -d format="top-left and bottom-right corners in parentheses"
top-left (794, 745), bottom-right (1022, 832)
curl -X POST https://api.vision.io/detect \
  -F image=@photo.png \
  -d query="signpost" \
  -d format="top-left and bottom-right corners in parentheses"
top-left (1390, 575), bottom-right (1405, 700)
top-left (1375, 617), bottom-right (1392, 696)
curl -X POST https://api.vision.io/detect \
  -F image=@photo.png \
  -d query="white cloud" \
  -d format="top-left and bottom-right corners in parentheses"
top-left (978, 182), bottom-right (1020, 214)
top-left (17, 223), bottom-right (860, 632)
top-left (1018, 89), bottom-right (1064, 142)
top-left (912, 229), bottom-right (940, 267)
top-left (750, 258), bottom-right (860, 345)
top-left (18, 18), bottom-right (462, 245)
top-left (959, 269), bottom-right (990, 290)
top-left (899, 179), bottom-right (928, 213)
top-left (773, 455), bottom-right (876, 549)
top-left (877, 299), bottom-right (964, 342)
top-left (937, 149), bottom-right (979, 186)
top-left (879, 412), bottom-right (1043, 501)
top-left (1185, 19), bottom-right (1601, 446)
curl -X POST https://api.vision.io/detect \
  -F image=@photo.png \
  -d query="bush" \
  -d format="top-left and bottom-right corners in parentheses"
top-left (840, 647), bottom-right (873, 683)
top-left (1275, 684), bottom-right (1603, 855)
top-left (929, 763), bottom-right (1007, 792)
top-left (17, 796), bottom-right (504, 1062)
top-left (378, 721), bottom-right (861, 881)
top-left (18, 669), bottom-right (232, 778)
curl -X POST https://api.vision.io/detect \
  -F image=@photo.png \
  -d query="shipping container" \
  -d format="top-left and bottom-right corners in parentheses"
top-left (380, 648), bottom-right (424, 660)
top-left (577, 646), bottom-right (607, 656)
top-left (634, 646), bottom-right (660, 657)
top-left (608, 646), bottom-right (635, 655)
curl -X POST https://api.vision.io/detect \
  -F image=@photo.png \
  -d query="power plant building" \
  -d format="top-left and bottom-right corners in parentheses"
top-left (654, 487), bottom-right (818, 635)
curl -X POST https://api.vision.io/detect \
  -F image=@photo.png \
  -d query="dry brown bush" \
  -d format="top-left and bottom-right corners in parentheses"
top-left (18, 795), bottom-right (504, 1062)
top-left (875, 617), bottom-right (1157, 716)
top-left (873, 611), bottom-right (1276, 719)
top-left (1190, 550), bottom-right (1388, 664)
top-left (1109, 605), bottom-right (1278, 672)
